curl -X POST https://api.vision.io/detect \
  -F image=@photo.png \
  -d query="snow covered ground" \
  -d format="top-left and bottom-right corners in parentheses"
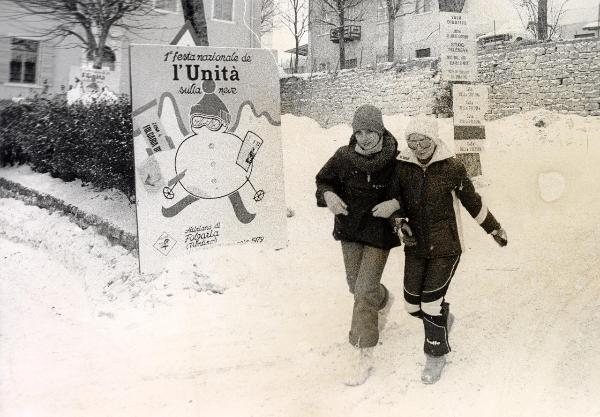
top-left (1, 110), bottom-right (599, 417)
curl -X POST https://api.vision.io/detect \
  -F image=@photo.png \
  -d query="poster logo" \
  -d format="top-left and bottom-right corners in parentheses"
top-left (153, 232), bottom-right (177, 256)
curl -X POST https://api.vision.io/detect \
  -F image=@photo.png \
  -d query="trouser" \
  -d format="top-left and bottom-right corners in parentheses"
top-left (403, 254), bottom-right (461, 357)
top-left (341, 241), bottom-right (390, 348)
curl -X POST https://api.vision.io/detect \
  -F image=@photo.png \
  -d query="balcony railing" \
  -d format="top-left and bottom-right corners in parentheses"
top-left (330, 25), bottom-right (361, 43)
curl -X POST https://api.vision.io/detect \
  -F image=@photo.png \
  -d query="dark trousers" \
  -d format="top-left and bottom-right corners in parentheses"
top-left (341, 241), bottom-right (390, 348)
top-left (403, 254), bottom-right (460, 356)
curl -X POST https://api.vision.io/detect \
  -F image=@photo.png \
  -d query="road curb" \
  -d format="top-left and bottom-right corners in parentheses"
top-left (0, 177), bottom-right (138, 252)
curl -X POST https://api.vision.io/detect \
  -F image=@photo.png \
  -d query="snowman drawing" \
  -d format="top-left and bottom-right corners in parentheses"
top-left (161, 80), bottom-right (264, 224)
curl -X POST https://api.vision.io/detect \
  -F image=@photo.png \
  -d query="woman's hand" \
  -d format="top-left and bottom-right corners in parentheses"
top-left (371, 199), bottom-right (400, 218)
top-left (324, 191), bottom-right (348, 215)
top-left (491, 228), bottom-right (508, 247)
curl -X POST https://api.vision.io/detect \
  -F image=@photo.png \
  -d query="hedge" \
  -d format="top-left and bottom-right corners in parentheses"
top-left (0, 95), bottom-right (135, 199)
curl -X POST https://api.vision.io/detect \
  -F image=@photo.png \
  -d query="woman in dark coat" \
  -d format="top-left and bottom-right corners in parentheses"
top-left (393, 115), bottom-right (508, 384)
top-left (315, 104), bottom-right (401, 386)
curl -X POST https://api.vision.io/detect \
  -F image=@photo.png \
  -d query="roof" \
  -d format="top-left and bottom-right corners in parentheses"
top-left (284, 44), bottom-right (309, 56)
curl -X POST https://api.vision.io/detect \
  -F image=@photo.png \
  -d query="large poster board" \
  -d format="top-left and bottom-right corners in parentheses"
top-left (130, 45), bottom-right (287, 274)
top-left (440, 12), bottom-right (478, 82)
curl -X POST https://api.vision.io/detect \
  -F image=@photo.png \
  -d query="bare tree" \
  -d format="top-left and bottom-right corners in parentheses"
top-left (181, 0), bottom-right (209, 45)
top-left (381, 0), bottom-right (417, 62)
top-left (260, 0), bottom-right (278, 34)
top-left (312, 0), bottom-right (368, 69)
top-left (5, 0), bottom-right (156, 69)
top-left (281, 0), bottom-right (308, 73)
top-left (511, 0), bottom-right (570, 40)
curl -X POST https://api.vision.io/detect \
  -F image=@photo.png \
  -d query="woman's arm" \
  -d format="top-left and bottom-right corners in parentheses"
top-left (315, 150), bottom-right (343, 208)
top-left (454, 161), bottom-right (502, 235)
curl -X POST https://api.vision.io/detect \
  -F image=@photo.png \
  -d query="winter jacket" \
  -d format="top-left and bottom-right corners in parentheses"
top-left (316, 130), bottom-right (401, 250)
top-left (392, 138), bottom-right (500, 258)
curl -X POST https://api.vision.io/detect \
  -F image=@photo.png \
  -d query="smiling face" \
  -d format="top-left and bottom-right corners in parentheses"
top-left (355, 129), bottom-right (381, 151)
top-left (407, 133), bottom-right (436, 161)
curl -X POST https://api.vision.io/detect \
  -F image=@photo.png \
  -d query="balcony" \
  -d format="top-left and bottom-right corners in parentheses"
top-left (330, 25), bottom-right (361, 43)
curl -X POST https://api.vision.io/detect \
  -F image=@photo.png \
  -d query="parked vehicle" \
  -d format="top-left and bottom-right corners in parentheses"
top-left (477, 27), bottom-right (534, 46)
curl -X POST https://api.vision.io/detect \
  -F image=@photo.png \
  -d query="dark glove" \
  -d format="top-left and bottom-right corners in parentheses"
top-left (394, 219), bottom-right (416, 246)
top-left (491, 228), bottom-right (508, 247)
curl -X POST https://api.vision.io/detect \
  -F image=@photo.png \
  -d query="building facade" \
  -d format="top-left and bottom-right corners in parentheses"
top-left (0, 0), bottom-right (261, 99)
top-left (308, 0), bottom-right (469, 72)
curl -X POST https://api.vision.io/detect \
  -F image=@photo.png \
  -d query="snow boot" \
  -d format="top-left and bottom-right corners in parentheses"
top-left (421, 354), bottom-right (446, 384)
top-left (344, 347), bottom-right (374, 386)
top-left (378, 291), bottom-right (395, 333)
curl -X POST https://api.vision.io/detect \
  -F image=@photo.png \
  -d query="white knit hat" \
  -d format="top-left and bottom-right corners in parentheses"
top-left (404, 115), bottom-right (440, 142)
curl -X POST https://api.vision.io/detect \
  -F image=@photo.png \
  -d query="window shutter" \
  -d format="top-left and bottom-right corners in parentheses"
top-left (38, 41), bottom-right (55, 88)
top-left (0, 36), bottom-right (11, 84)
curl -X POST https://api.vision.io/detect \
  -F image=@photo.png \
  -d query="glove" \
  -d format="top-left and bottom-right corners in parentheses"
top-left (323, 191), bottom-right (348, 216)
top-left (372, 199), bottom-right (400, 218)
top-left (491, 228), bottom-right (508, 247)
top-left (400, 222), bottom-right (417, 246)
top-left (394, 218), bottom-right (416, 246)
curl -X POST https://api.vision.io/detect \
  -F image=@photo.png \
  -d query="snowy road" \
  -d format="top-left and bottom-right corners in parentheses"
top-left (1, 111), bottom-right (600, 416)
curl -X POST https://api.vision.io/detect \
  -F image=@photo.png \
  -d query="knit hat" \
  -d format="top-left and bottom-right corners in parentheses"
top-left (404, 115), bottom-right (440, 142)
top-left (352, 104), bottom-right (385, 134)
top-left (190, 80), bottom-right (231, 126)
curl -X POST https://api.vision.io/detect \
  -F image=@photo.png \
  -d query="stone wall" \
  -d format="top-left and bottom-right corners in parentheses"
top-left (279, 58), bottom-right (440, 127)
top-left (280, 38), bottom-right (600, 124)
top-left (478, 38), bottom-right (600, 119)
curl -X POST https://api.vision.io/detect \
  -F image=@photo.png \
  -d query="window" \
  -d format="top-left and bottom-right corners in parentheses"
top-left (154, 0), bottom-right (179, 12)
top-left (377, 0), bottom-right (387, 22)
top-left (318, 8), bottom-right (335, 36)
top-left (376, 54), bottom-right (389, 63)
top-left (344, 58), bottom-right (357, 68)
top-left (415, 48), bottom-right (431, 58)
top-left (346, 5), bottom-right (359, 22)
top-left (377, 22), bottom-right (388, 42)
top-left (213, 0), bottom-right (234, 21)
top-left (86, 46), bottom-right (117, 70)
top-left (415, 0), bottom-right (431, 13)
top-left (9, 38), bottom-right (39, 84)
top-left (318, 62), bottom-right (330, 72)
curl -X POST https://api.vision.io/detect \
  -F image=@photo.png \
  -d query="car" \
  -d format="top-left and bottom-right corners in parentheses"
top-left (477, 27), bottom-right (534, 46)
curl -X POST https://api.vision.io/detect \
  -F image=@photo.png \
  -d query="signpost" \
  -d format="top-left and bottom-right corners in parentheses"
top-left (440, 12), bottom-right (486, 177)
top-left (453, 84), bottom-right (488, 155)
top-left (439, 12), bottom-right (477, 82)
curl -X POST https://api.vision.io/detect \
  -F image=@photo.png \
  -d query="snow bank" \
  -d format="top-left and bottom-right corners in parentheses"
top-left (1, 110), bottom-right (600, 417)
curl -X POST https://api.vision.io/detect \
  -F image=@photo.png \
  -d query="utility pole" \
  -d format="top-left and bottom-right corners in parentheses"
top-left (538, 0), bottom-right (548, 40)
top-left (597, 2), bottom-right (600, 38)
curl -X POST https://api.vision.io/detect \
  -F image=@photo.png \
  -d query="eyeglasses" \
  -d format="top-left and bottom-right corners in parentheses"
top-left (407, 138), bottom-right (432, 150)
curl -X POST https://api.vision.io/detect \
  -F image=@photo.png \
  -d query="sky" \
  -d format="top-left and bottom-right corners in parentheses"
top-left (268, 0), bottom-right (598, 61)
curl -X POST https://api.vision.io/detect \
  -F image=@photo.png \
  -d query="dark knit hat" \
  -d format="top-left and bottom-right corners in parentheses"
top-left (190, 80), bottom-right (231, 125)
top-left (352, 104), bottom-right (385, 134)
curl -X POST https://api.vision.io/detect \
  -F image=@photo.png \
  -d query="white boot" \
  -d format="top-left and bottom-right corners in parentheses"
top-left (378, 291), bottom-right (395, 333)
top-left (421, 354), bottom-right (446, 384)
top-left (344, 347), bottom-right (374, 386)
